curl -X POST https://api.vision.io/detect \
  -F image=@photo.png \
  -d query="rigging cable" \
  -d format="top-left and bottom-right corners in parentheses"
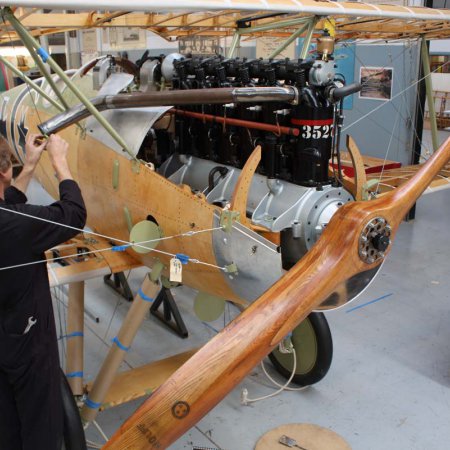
top-left (0, 205), bottom-right (227, 271)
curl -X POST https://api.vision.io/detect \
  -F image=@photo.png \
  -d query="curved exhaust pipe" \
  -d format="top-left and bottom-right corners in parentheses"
top-left (38, 86), bottom-right (298, 135)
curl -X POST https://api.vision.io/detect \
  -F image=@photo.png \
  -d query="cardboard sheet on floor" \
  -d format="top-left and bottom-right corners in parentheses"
top-left (255, 423), bottom-right (351, 450)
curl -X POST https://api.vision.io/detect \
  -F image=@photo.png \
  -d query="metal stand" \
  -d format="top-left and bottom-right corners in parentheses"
top-left (150, 287), bottom-right (189, 338)
top-left (103, 272), bottom-right (133, 301)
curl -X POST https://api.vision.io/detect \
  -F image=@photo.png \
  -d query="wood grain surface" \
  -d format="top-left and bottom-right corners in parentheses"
top-left (103, 137), bottom-right (450, 449)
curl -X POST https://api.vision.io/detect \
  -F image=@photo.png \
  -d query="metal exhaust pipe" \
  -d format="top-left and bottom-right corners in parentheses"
top-left (38, 86), bottom-right (298, 135)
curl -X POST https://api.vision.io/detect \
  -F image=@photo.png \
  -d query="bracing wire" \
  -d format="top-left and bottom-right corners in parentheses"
top-left (342, 60), bottom-right (450, 134)
top-left (0, 204), bottom-right (227, 271)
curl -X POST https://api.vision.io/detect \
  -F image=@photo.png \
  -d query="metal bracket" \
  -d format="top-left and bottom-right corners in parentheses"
top-left (123, 206), bottom-right (133, 232)
top-left (112, 159), bottom-right (120, 190)
top-left (161, 275), bottom-right (181, 289)
top-left (220, 210), bottom-right (240, 233)
top-left (149, 261), bottom-right (165, 284)
top-left (224, 262), bottom-right (238, 275)
top-left (362, 179), bottom-right (380, 200)
top-left (131, 159), bottom-right (141, 174)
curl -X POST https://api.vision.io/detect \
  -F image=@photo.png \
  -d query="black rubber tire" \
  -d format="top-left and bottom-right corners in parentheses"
top-left (60, 370), bottom-right (87, 450)
top-left (268, 312), bottom-right (333, 386)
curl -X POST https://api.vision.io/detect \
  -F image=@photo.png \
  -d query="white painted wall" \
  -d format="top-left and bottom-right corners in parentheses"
top-left (430, 40), bottom-right (450, 55)
top-left (431, 73), bottom-right (450, 92)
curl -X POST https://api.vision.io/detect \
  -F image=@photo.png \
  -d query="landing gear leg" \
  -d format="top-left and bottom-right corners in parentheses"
top-left (268, 312), bottom-right (333, 386)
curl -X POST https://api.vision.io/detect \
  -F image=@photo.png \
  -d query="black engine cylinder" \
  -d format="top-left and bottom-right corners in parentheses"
top-left (291, 88), bottom-right (334, 186)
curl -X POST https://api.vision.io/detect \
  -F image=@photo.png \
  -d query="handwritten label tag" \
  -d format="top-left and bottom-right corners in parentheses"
top-left (170, 257), bottom-right (183, 283)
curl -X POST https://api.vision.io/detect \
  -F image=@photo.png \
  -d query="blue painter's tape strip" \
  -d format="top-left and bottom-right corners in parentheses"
top-left (346, 293), bottom-right (393, 313)
top-left (65, 331), bottom-right (84, 338)
top-left (175, 253), bottom-right (190, 264)
top-left (84, 397), bottom-right (102, 409)
top-left (66, 371), bottom-right (83, 378)
top-left (138, 288), bottom-right (154, 303)
top-left (112, 245), bottom-right (130, 252)
top-left (202, 322), bottom-right (219, 334)
top-left (112, 336), bottom-right (130, 352)
top-left (37, 47), bottom-right (49, 63)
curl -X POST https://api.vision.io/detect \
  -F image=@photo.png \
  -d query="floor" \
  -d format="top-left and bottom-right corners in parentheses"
top-left (30, 129), bottom-right (450, 450)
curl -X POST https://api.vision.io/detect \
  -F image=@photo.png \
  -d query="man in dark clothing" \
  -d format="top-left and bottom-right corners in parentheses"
top-left (0, 132), bottom-right (87, 450)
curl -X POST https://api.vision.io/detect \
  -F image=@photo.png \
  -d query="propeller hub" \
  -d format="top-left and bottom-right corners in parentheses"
top-left (359, 217), bottom-right (391, 264)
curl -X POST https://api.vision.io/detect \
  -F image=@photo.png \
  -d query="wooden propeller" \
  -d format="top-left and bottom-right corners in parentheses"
top-left (104, 137), bottom-right (450, 450)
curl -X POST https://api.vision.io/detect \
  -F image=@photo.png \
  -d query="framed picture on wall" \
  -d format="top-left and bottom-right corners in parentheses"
top-left (359, 66), bottom-right (393, 101)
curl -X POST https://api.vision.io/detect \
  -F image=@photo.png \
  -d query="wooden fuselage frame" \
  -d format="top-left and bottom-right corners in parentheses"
top-left (2, 82), bottom-right (245, 304)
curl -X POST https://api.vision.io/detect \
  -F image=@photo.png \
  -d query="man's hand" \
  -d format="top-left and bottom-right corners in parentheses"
top-left (46, 134), bottom-right (73, 182)
top-left (12, 132), bottom-right (47, 194)
top-left (24, 132), bottom-right (47, 169)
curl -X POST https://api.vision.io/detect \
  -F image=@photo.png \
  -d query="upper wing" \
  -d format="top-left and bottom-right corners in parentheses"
top-left (1, 2), bottom-right (449, 42)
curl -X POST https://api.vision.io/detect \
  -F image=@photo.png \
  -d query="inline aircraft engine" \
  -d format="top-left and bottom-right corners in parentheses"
top-left (139, 44), bottom-right (360, 269)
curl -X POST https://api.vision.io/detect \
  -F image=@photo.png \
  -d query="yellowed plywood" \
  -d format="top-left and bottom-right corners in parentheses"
top-left (87, 349), bottom-right (197, 409)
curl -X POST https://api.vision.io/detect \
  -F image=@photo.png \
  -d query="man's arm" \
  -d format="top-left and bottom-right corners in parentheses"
top-left (4, 185), bottom-right (27, 204)
top-left (12, 132), bottom-right (47, 195)
top-left (46, 134), bottom-right (73, 182)
top-left (14, 134), bottom-right (86, 254)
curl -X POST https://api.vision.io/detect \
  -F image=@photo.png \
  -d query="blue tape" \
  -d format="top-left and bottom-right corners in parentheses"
top-left (175, 253), bottom-right (190, 264)
top-left (84, 397), bottom-right (102, 410)
top-left (112, 336), bottom-right (130, 352)
top-left (37, 47), bottom-right (49, 63)
top-left (66, 371), bottom-right (83, 378)
top-left (201, 322), bottom-right (219, 334)
top-left (138, 288), bottom-right (154, 303)
top-left (112, 245), bottom-right (130, 252)
top-left (64, 331), bottom-right (84, 338)
top-left (346, 293), bottom-right (393, 313)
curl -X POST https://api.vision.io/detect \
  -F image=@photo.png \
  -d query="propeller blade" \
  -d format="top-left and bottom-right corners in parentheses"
top-left (104, 137), bottom-right (450, 449)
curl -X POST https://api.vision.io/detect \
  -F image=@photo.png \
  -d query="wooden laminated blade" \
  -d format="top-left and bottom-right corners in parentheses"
top-left (104, 138), bottom-right (450, 450)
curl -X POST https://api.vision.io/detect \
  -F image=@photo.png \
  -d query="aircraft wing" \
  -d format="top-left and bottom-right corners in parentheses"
top-left (367, 161), bottom-right (450, 197)
top-left (1, 1), bottom-right (449, 42)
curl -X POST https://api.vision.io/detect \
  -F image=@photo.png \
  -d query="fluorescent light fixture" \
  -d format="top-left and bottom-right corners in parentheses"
top-left (0, 46), bottom-right (31, 57)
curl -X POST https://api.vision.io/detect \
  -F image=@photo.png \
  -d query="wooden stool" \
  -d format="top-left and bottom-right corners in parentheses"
top-left (255, 423), bottom-right (351, 450)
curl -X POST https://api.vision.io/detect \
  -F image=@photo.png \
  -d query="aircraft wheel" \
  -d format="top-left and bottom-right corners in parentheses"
top-left (61, 370), bottom-right (87, 450)
top-left (268, 312), bottom-right (332, 386)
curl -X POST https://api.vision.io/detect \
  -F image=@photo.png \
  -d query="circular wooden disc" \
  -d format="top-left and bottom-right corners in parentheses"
top-left (255, 423), bottom-right (351, 450)
top-left (194, 292), bottom-right (225, 322)
top-left (129, 220), bottom-right (161, 254)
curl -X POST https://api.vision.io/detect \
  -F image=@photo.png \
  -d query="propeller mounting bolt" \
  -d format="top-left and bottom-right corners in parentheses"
top-left (359, 217), bottom-right (391, 264)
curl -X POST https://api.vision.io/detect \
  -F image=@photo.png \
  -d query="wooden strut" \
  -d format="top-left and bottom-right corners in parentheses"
top-left (103, 137), bottom-right (450, 449)
top-left (66, 281), bottom-right (85, 396)
top-left (230, 145), bottom-right (261, 229)
top-left (81, 273), bottom-right (162, 424)
top-left (345, 134), bottom-right (368, 201)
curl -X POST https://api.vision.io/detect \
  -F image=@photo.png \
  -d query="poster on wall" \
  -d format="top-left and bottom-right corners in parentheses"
top-left (179, 36), bottom-right (222, 56)
top-left (359, 66), bottom-right (393, 101)
top-left (255, 36), bottom-right (296, 59)
top-left (81, 29), bottom-right (99, 65)
top-left (109, 27), bottom-right (147, 50)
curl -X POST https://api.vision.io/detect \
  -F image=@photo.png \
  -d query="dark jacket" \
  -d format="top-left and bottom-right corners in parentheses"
top-left (0, 180), bottom-right (86, 363)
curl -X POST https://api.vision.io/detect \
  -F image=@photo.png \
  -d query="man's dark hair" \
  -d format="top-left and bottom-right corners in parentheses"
top-left (0, 134), bottom-right (12, 173)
